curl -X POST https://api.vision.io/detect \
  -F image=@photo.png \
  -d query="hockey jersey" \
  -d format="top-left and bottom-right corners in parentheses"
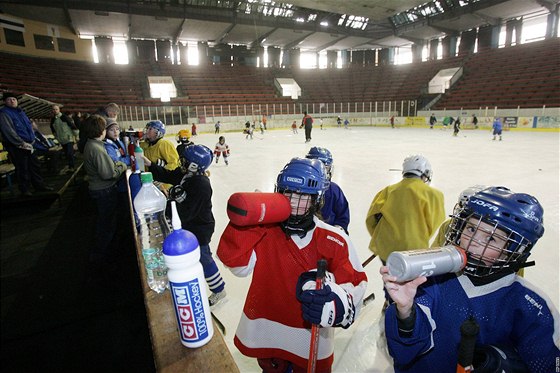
top-left (365, 177), bottom-right (445, 262)
top-left (214, 142), bottom-right (230, 156)
top-left (217, 217), bottom-right (367, 371)
top-left (385, 273), bottom-right (560, 372)
top-left (320, 181), bottom-right (350, 232)
top-left (140, 137), bottom-right (179, 171)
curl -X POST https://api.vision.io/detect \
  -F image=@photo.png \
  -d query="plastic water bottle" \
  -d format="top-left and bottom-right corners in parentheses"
top-left (387, 245), bottom-right (467, 282)
top-left (133, 172), bottom-right (170, 293)
top-left (134, 142), bottom-right (145, 172)
top-left (163, 201), bottom-right (214, 348)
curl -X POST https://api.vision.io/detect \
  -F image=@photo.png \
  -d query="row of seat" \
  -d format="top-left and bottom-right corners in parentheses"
top-left (1, 38), bottom-right (558, 114)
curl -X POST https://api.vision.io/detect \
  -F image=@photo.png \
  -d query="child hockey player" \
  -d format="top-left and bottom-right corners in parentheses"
top-left (143, 144), bottom-right (226, 306)
top-left (291, 120), bottom-right (298, 134)
top-left (381, 186), bottom-right (559, 372)
top-left (214, 136), bottom-right (230, 165)
top-left (217, 158), bottom-right (367, 373)
top-left (366, 154), bottom-right (445, 264)
top-left (305, 147), bottom-right (350, 233)
top-left (175, 129), bottom-right (194, 157)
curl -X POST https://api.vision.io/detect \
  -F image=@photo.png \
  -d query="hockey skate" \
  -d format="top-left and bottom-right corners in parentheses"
top-left (209, 290), bottom-right (226, 307)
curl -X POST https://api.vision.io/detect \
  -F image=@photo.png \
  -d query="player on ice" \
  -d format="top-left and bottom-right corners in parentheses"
top-left (217, 157), bottom-right (367, 373)
top-left (305, 147), bottom-right (350, 233)
top-left (381, 186), bottom-right (559, 372)
top-left (214, 136), bottom-right (230, 165)
top-left (142, 144), bottom-right (227, 307)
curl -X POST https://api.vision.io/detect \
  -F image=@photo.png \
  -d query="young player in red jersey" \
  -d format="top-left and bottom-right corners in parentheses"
top-left (217, 157), bottom-right (367, 373)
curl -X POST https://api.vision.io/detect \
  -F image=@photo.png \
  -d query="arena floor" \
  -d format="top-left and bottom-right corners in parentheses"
top-left (189, 124), bottom-right (559, 372)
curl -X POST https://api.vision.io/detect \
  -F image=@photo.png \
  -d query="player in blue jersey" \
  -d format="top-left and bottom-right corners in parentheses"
top-left (305, 147), bottom-right (350, 233)
top-left (381, 186), bottom-right (559, 372)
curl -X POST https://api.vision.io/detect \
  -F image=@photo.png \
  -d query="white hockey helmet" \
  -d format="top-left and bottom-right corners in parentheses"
top-left (458, 185), bottom-right (491, 206)
top-left (402, 154), bottom-right (433, 182)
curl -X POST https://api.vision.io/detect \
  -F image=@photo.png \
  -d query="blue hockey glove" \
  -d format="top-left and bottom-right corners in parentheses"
top-left (296, 270), bottom-right (355, 328)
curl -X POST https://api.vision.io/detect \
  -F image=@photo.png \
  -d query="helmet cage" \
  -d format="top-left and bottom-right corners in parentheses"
top-left (445, 211), bottom-right (532, 277)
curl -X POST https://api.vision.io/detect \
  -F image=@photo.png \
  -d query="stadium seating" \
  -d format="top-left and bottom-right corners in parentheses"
top-left (0, 38), bottom-right (558, 115)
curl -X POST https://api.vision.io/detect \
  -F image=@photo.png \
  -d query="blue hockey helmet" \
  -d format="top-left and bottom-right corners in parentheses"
top-left (275, 157), bottom-right (329, 196)
top-left (183, 144), bottom-right (213, 174)
top-left (306, 147), bottom-right (333, 180)
top-left (145, 120), bottom-right (166, 139)
top-left (446, 186), bottom-right (544, 277)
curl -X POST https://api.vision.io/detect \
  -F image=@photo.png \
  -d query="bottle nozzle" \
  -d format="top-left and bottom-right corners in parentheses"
top-left (171, 201), bottom-right (182, 230)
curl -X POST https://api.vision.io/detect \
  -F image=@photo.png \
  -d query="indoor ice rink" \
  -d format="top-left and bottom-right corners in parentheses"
top-left (179, 124), bottom-right (559, 372)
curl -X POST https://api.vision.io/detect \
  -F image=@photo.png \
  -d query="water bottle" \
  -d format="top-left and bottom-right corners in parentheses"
top-left (387, 245), bottom-right (467, 282)
top-left (134, 141), bottom-right (145, 172)
top-left (163, 201), bottom-right (214, 348)
top-left (133, 172), bottom-right (170, 293)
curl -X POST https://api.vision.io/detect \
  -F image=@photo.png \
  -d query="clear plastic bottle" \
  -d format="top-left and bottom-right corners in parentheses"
top-left (133, 172), bottom-right (170, 293)
top-left (387, 245), bottom-right (467, 282)
top-left (163, 201), bottom-right (214, 348)
top-left (134, 141), bottom-right (145, 172)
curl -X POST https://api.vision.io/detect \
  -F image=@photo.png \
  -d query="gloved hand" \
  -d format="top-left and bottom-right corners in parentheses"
top-left (169, 184), bottom-right (187, 203)
top-left (296, 270), bottom-right (355, 328)
top-left (156, 158), bottom-right (167, 167)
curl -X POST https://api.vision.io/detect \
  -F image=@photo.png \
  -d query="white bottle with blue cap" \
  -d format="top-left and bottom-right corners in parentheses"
top-left (163, 201), bottom-right (214, 348)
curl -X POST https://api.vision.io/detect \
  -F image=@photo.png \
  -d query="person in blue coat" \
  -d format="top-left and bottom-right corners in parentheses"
top-left (103, 121), bottom-right (130, 193)
top-left (305, 147), bottom-right (350, 233)
top-left (381, 186), bottom-right (559, 373)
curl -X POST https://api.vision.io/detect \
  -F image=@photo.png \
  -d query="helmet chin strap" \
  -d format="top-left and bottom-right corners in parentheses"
top-left (281, 212), bottom-right (316, 238)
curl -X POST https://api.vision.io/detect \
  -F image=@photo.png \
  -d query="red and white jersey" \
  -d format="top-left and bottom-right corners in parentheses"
top-left (217, 217), bottom-right (367, 371)
top-left (214, 142), bottom-right (230, 156)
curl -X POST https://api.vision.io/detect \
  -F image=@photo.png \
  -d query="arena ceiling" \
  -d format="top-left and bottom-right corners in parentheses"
top-left (0, 0), bottom-right (556, 51)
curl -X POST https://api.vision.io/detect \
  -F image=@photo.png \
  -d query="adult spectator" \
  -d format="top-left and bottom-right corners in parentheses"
top-left (82, 114), bottom-right (127, 270)
top-left (50, 105), bottom-right (77, 174)
top-left (299, 111), bottom-right (313, 143)
top-left (0, 92), bottom-right (53, 196)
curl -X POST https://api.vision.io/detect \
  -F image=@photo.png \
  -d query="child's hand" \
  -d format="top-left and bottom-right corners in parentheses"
top-left (380, 265), bottom-right (426, 319)
top-left (141, 155), bottom-right (151, 167)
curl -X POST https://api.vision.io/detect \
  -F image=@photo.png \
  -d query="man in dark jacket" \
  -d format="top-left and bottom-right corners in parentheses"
top-left (0, 92), bottom-right (53, 196)
top-left (300, 111), bottom-right (313, 143)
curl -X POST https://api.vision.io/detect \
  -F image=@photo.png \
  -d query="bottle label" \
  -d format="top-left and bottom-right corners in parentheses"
top-left (170, 279), bottom-right (210, 344)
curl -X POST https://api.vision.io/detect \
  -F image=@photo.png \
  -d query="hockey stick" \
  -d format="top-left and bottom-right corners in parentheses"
top-left (307, 258), bottom-right (328, 373)
top-left (211, 312), bottom-right (226, 336)
top-left (362, 253), bottom-right (377, 268)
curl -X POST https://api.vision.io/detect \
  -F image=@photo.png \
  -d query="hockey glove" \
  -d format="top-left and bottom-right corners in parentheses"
top-left (156, 158), bottom-right (167, 167)
top-left (296, 270), bottom-right (355, 329)
top-left (169, 185), bottom-right (187, 203)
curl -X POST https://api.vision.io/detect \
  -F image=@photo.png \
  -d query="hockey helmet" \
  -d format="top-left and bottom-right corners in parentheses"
top-left (305, 147), bottom-right (334, 180)
top-left (275, 157), bottom-right (329, 196)
top-left (145, 120), bottom-right (166, 139)
top-left (402, 154), bottom-right (433, 182)
top-left (176, 129), bottom-right (191, 143)
top-left (183, 144), bottom-right (213, 174)
top-left (446, 186), bottom-right (544, 277)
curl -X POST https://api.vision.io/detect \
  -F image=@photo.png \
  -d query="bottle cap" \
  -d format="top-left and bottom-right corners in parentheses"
top-left (163, 201), bottom-right (199, 256)
top-left (140, 172), bottom-right (153, 183)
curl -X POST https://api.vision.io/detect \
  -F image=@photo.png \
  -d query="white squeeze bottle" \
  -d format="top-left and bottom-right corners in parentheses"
top-left (387, 245), bottom-right (467, 282)
top-left (133, 172), bottom-right (170, 293)
top-left (163, 201), bottom-right (214, 348)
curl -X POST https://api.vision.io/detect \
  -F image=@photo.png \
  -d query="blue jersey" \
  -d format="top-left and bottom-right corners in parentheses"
top-left (385, 273), bottom-right (559, 373)
top-left (320, 181), bottom-right (350, 232)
